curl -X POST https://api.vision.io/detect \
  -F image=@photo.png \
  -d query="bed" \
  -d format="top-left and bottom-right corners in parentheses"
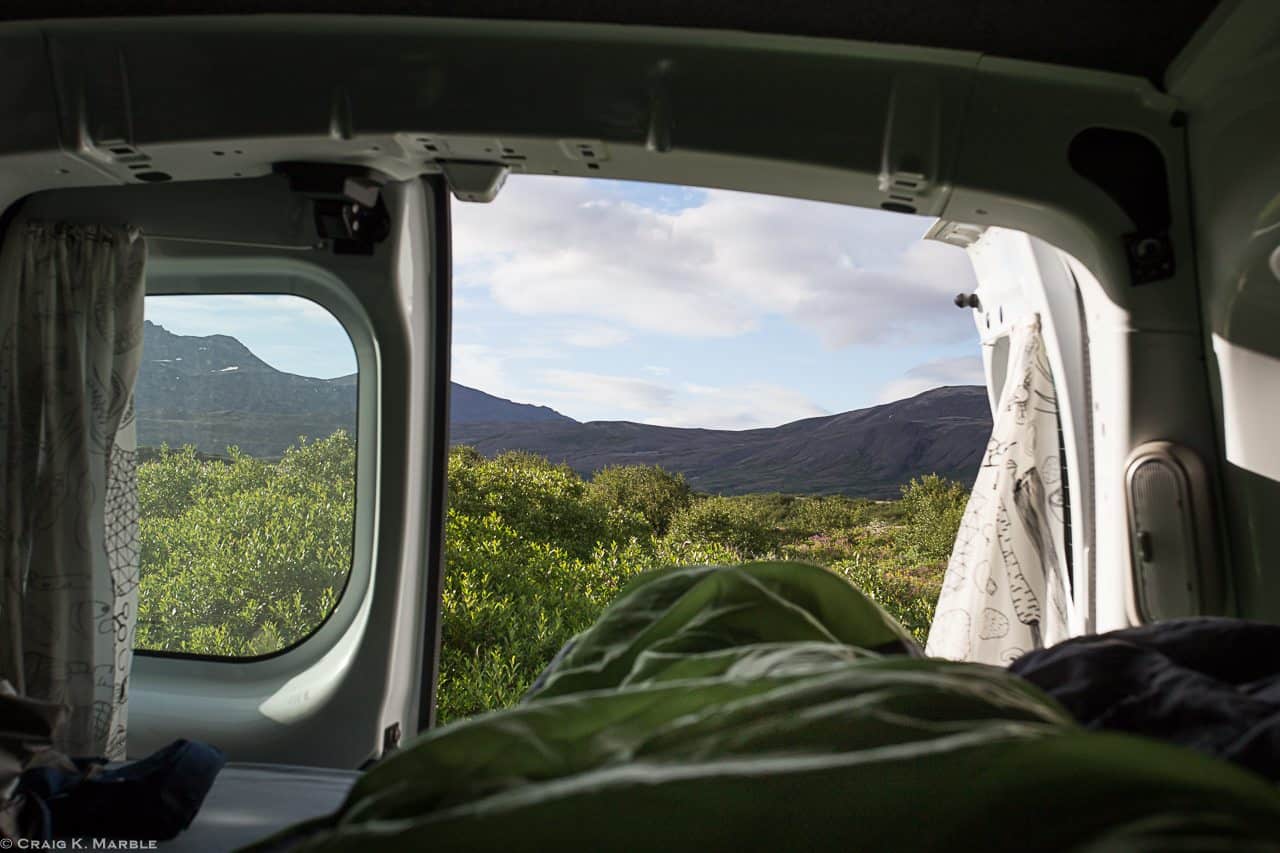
top-left (229, 562), bottom-right (1280, 852)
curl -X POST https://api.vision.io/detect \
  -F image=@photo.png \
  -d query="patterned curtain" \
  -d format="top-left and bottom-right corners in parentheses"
top-left (0, 223), bottom-right (146, 759)
top-left (926, 316), bottom-right (1071, 665)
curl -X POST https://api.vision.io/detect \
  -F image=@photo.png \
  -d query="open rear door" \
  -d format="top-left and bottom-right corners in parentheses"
top-left (924, 223), bottom-right (1090, 660)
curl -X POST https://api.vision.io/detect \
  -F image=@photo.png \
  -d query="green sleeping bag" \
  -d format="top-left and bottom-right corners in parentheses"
top-left (251, 562), bottom-right (1280, 851)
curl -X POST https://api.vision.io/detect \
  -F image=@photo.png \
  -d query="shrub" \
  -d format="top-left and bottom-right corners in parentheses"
top-left (136, 432), bottom-right (355, 656)
top-left (830, 557), bottom-right (944, 647)
top-left (665, 495), bottom-right (781, 559)
top-left (894, 474), bottom-right (969, 563)
top-left (781, 495), bottom-right (872, 536)
top-left (137, 444), bottom-right (206, 519)
top-left (437, 507), bottom-right (645, 721)
top-left (447, 449), bottom-right (647, 561)
top-left (588, 464), bottom-right (692, 535)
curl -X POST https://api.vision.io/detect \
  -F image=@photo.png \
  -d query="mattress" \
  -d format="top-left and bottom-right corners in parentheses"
top-left (162, 763), bottom-right (358, 852)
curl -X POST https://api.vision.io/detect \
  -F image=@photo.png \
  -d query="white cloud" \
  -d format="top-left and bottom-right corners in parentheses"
top-left (561, 326), bottom-right (631, 348)
top-left (681, 382), bottom-right (719, 394)
top-left (649, 383), bottom-right (828, 430)
top-left (453, 337), bottom-right (583, 398)
top-left (534, 369), bottom-right (674, 414)
top-left (531, 369), bottom-right (826, 430)
top-left (148, 293), bottom-right (337, 331)
top-left (877, 355), bottom-right (986, 403)
top-left (451, 343), bottom-right (511, 395)
top-left (452, 176), bottom-right (977, 347)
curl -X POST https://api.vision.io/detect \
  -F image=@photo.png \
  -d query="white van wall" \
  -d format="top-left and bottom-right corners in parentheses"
top-left (1171, 0), bottom-right (1280, 619)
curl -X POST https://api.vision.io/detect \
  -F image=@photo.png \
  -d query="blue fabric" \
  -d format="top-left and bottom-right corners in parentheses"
top-left (1011, 617), bottom-right (1280, 782)
top-left (17, 739), bottom-right (225, 841)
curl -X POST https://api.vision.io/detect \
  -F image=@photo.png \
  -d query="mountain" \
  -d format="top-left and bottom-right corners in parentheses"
top-left (451, 383), bottom-right (574, 425)
top-left (135, 322), bottom-right (573, 457)
top-left (135, 322), bottom-right (992, 495)
top-left (451, 386), bottom-right (991, 498)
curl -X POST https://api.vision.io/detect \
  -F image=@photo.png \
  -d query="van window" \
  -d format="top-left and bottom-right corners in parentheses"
top-left (133, 293), bottom-right (357, 658)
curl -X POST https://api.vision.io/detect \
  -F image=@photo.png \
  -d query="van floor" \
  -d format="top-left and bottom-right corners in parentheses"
top-left (163, 764), bottom-right (357, 851)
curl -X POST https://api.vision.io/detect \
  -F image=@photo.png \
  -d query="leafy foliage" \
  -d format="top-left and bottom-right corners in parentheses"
top-left (447, 449), bottom-right (648, 562)
top-left (588, 465), bottom-right (691, 535)
top-left (665, 495), bottom-right (781, 559)
top-left (136, 433), bottom-right (354, 657)
top-left (894, 474), bottom-right (971, 563)
top-left (137, 435), bottom-right (968, 724)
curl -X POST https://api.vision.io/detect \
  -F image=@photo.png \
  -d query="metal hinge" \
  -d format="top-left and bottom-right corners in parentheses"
top-left (382, 721), bottom-right (402, 754)
top-left (275, 161), bottom-right (391, 255)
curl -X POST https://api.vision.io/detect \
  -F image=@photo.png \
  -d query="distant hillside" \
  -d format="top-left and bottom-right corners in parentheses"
top-left (451, 383), bottom-right (574, 425)
top-left (136, 322), bottom-right (573, 457)
top-left (452, 386), bottom-right (991, 498)
top-left (135, 322), bottom-right (991, 494)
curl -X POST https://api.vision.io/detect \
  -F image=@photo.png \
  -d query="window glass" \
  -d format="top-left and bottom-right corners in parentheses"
top-left (438, 176), bottom-right (987, 722)
top-left (134, 293), bottom-right (357, 658)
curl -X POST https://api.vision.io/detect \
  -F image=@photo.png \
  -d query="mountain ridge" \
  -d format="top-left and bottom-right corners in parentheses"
top-left (450, 385), bottom-right (989, 498)
top-left (136, 321), bottom-right (573, 455)
top-left (135, 322), bottom-right (991, 497)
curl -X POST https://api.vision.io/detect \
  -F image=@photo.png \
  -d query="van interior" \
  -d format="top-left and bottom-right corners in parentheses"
top-left (2, 1), bottom-right (1280, 849)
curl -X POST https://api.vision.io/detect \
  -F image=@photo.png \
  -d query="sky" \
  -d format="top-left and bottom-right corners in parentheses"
top-left (146, 292), bottom-right (359, 380)
top-left (147, 175), bottom-right (983, 430)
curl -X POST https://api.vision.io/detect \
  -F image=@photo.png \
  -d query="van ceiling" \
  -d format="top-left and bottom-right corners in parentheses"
top-left (3, 0), bottom-right (1221, 85)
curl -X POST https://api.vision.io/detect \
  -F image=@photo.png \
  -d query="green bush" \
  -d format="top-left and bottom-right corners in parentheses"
top-left (136, 432), bottom-right (354, 656)
top-left (780, 495), bottom-right (872, 536)
top-left (826, 517), bottom-right (945, 647)
top-left (447, 449), bottom-right (647, 561)
top-left (438, 507), bottom-right (644, 721)
top-left (894, 474), bottom-right (970, 563)
top-left (588, 464), bottom-right (692, 535)
top-left (665, 495), bottom-right (782, 559)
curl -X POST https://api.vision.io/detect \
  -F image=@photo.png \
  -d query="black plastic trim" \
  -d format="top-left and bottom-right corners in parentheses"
top-left (416, 175), bottom-right (452, 732)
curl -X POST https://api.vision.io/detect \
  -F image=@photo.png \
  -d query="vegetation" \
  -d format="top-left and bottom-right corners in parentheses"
top-left (136, 433), bottom-right (353, 657)
top-left (587, 464), bottom-right (692, 535)
top-left (136, 434), bottom-right (969, 724)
